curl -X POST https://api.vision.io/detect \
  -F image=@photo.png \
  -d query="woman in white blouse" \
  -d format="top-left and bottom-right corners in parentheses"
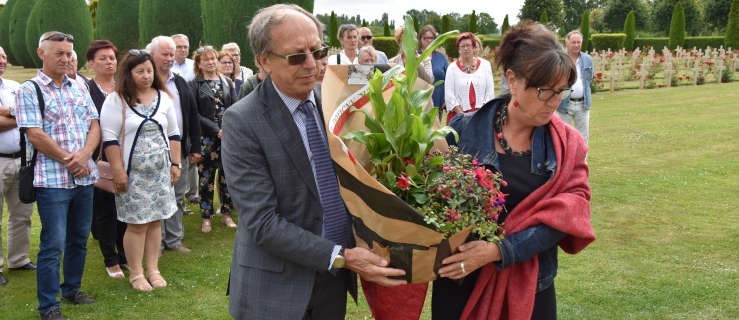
top-left (100, 50), bottom-right (181, 292)
top-left (327, 24), bottom-right (359, 65)
top-left (445, 32), bottom-right (495, 122)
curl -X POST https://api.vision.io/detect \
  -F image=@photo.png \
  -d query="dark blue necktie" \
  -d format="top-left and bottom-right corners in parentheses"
top-left (298, 100), bottom-right (352, 247)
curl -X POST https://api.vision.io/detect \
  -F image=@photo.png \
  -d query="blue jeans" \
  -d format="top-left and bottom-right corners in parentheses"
top-left (36, 185), bottom-right (94, 313)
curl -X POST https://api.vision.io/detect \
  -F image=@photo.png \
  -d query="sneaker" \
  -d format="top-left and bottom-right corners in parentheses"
top-left (62, 291), bottom-right (95, 305)
top-left (40, 308), bottom-right (66, 320)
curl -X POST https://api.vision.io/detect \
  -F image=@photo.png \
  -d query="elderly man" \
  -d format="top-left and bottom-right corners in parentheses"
top-left (171, 34), bottom-right (196, 81)
top-left (16, 31), bottom-right (100, 320)
top-left (223, 4), bottom-right (407, 319)
top-left (556, 30), bottom-right (593, 144)
top-left (358, 26), bottom-right (388, 64)
top-left (0, 46), bottom-right (35, 287)
top-left (146, 36), bottom-right (202, 254)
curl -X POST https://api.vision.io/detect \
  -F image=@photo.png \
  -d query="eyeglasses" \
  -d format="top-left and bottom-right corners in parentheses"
top-left (360, 35), bottom-right (373, 41)
top-left (422, 36), bottom-right (436, 41)
top-left (269, 46), bottom-right (329, 66)
top-left (128, 49), bottom-right (151, 57)
top-left (536, 87), bottom-right (572, 101)
top-left (196, 45), bottom-right (214, 53)
top-left (42, 32), bottom-right (74, 43)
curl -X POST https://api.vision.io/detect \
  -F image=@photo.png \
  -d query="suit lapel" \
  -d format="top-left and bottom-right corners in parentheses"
top-left (260, 78), bottom-right (320, 200)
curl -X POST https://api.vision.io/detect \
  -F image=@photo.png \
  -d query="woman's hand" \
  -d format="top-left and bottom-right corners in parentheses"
top-left (217, 129), bottom-right (223, 139)
top-left (438, 240), bottom-right (501, 280)
top-left (453, 106), bottom-right (463, 113)
top-left (170, 166), bottom-right (181, 185)
top-left (113, 170), bottom-right (128, 193)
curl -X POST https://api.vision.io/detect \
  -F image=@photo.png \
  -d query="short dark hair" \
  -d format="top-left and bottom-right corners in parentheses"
top-left (86, 40), bottom-right (118, 62)
top-left (116, 51), bottom-right (167, 106)
top-left (496, 21), bottom-right (576, 89)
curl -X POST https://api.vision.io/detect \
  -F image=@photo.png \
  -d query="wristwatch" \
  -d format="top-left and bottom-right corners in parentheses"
top-left (332, 248), bottom-right (346, 269)
top-left (171, 163), bottom-right (181, 169)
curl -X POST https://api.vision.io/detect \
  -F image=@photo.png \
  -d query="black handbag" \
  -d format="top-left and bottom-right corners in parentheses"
top-left (18, 80), bottom-right (44, 204)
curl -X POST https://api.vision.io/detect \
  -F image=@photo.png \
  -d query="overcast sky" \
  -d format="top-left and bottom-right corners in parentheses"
top-left (313, 0), bottom-right (526, 29)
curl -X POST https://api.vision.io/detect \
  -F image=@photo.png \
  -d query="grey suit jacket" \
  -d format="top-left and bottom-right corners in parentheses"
top-left (222, 77), bottom-right (338, 319)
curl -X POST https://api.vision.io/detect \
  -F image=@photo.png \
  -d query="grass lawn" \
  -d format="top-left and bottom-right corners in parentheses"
top-left (1, 66), bottom-right (737, 319)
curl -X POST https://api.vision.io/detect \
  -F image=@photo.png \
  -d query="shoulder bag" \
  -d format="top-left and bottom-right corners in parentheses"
top-left (95, 97), bottom-right (126, 193)
top-left (18, 81), bottom-right (44, 203)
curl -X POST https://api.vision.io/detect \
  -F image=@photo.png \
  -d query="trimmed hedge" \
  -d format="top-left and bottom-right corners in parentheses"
top-left (139, 0), bottom-right (202, 50)
top-left (8, 0), bottom-right (37, 68)
top-left (372, 37), bottom-right (398, 59)
top-left (633, 37), bottom-right (669, 50)
top-left (684, 36), bottom-right (727, 49)
top-left (26, 0), bottom-right (94, 68)
top-left (590, 33), bottom-right (626, 51)
top-left (0, 0), bottom-right (18, 65)
top-left (96, 0), bottom-right (140, 53)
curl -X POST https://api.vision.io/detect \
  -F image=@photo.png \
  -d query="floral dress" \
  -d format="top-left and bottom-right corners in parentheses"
top-left (198, 79), bottom-right (233, 219)
top-left (116, 96), bottom-right (177, 224)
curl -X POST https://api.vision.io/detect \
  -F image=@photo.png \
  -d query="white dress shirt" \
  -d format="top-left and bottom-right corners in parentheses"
top-left (0, 77), bottom-right (21, 154)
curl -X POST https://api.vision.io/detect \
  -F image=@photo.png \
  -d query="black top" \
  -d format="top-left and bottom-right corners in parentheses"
top-left (493, 152), bottom-right (549, 223)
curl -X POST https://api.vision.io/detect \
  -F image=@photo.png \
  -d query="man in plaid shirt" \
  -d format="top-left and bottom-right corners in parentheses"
top-left (15, 31), bottom-right (100, 320)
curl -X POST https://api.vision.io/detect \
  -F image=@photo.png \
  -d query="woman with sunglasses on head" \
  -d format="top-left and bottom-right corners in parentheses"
top-left (434, 22), bottom-right (595, 319)
top-left (418, 25), bottom-right (449, 111)
top-left (327, 24), bottom-right (359, 65)
top-left (86, 40), bottom-right (128, 280)
top-left (189, 46), bottom-right (237, 233)
top-left (100, 50), bottom-right (181, 292)
top-left (444, 32), bottom-right (495, 124)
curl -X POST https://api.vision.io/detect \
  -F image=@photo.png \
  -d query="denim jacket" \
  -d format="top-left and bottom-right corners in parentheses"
top-left (449, 94), bottom-right (566, 292)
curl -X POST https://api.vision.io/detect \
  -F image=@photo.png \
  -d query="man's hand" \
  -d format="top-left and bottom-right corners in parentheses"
top-left (188, 152), bottom-right (201, 165)
top-left (344, 247), bottom-right (407, 287)
top-left (64, 151), bottom-right (92, 178)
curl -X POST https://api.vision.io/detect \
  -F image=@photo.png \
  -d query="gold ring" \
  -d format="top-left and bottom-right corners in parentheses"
top-left (460, 261), bottom-right (466, 274)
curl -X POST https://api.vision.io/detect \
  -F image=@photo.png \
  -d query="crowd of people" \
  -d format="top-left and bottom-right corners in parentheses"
top-left (0, 4), bottom-right (594, 320)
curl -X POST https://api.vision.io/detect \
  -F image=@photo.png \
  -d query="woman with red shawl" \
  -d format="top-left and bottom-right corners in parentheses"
top-left (435, 22), bottom-right (596, 320)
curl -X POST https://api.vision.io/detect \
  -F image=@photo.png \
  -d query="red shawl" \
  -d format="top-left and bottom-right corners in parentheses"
top-left (461, 116), bottom-right (596, 320)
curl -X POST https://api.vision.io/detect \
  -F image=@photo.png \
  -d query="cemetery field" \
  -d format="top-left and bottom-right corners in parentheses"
top-left (1, 69), bottom-right (737, 319)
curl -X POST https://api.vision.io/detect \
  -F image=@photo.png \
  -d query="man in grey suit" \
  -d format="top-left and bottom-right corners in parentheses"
top-left (222, 4), bottom-right (406, 319)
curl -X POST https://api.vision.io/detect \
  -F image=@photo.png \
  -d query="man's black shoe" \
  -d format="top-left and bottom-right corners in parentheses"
top-left (39, 308), bottom-right (66, 320)
top-left (0, 272), bottom-right (7, 286)
top-left (62, 291), bottom-right (95, 305)
top-left (9, 262), bottom-right (36, 271)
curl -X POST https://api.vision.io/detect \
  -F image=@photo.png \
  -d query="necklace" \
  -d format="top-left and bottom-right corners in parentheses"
top-left (495, 104), bottom-right (532, 157)
top-left (459, 58), bottom-right (478, 73)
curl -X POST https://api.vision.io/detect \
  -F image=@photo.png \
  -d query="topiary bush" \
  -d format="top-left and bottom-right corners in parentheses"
top-left (580, 9), bottom-right (591, 52)
top-left (372, 36), bottom-right (398, 58)
top-left (727, 0), bottom-right (739, 49)
top-left (0, 0), bottom-right (19, 65)
top-left (8, 0), bottom-right (37, 68)
top-left (668, 2), bottom-right (686, 50)
top-left (96, 0), bottom-right (139, 53)
top-left (138, 0), bottom-right (201, 50)
top-left (25, 0), bottom-right (93, 68)
top-left (590, 33), bottom-right (626, 50)
top-left (623, 10), bottom-right (636, 51)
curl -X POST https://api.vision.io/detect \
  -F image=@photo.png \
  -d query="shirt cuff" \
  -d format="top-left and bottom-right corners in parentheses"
top-left (327, 245), bottom-right (343, 271)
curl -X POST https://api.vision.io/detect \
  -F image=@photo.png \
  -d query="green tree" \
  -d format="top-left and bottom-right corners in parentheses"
top-left (89, 0), bottom-right (99, 30)
top-left (562, 0), bottom-right (588, 36)
top-left (704, 0), bottom-right (732, 33)
top-left (520, 0), bottom-right (564, 32)
top-left (468, 10), bottom-right (478, 34)
top-left (652, 0), bottom-right (703, 36)
top-left (329, 11), bottom-right (340, 46)
top-left (139, 0), bottom-right (202, 49)
top-left (580, 9), bottom-right (592, 51)
top-left (602, 0), bottom-right (648, 32)
top-left (8, 0), bottom-right (37, 67)
top-left (383, 18), bottom-right (391, 36)
top-left (623, 10), bottom-right (636, 50)
top-left (0, 0), bottom-right (19, 65)
top-left (477, 12), bottom-right (498, 34)
top-left (26, 0), bottom-right (93, 68)
top-left (540, 11), bottom-right (550, 26)
top-left (726, 0), bottom-right (739, 48)
top-left (96, 0), bottom-right (139, 53)
top-left (668, 2), bottom-right (686, 49)
top-left (501, 14), bottom-right (510, 35)
top-left (441, 14), bottom-right (452, 33)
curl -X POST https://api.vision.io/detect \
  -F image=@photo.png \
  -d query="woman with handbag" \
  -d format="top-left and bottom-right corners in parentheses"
top-left (188, 46), bottom-right (237, 233)
top-left (100, 50), bottom-right (181, 292)
top-left (86, 40), bottom-right (127, 280)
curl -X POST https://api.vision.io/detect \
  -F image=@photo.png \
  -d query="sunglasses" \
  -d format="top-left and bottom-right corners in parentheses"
top-left (196, 45), bottom-right (214, 53)
top-left (269, 46), bottom-right (329, 66)
top-left (128, 49), bottom-right (151, 57)
top-left (360, 35), bottom-right (373, 41)
top-left (42, 32), bottom-right (74, 43)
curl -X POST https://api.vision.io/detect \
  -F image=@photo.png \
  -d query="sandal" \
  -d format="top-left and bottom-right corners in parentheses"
top-left (105, 265), bottom-right (125, 279)
top-left (147, 271), bottom-right (168, 288)
top-left (129, 274), bottom-right (152, 292)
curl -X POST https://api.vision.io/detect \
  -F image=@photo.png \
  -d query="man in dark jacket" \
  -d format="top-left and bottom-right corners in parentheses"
top-left (146, 35), bottom-right (202, 253)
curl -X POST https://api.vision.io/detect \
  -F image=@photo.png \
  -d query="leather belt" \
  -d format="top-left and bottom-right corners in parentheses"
top-left (570, 97), bottom-right (584, 102)
top-left (0, 151), bottom-right (22, 158)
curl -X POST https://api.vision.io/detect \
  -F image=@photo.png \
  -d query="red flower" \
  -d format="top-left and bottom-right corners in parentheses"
top-left (397, 174), bottom-right (410, 190)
